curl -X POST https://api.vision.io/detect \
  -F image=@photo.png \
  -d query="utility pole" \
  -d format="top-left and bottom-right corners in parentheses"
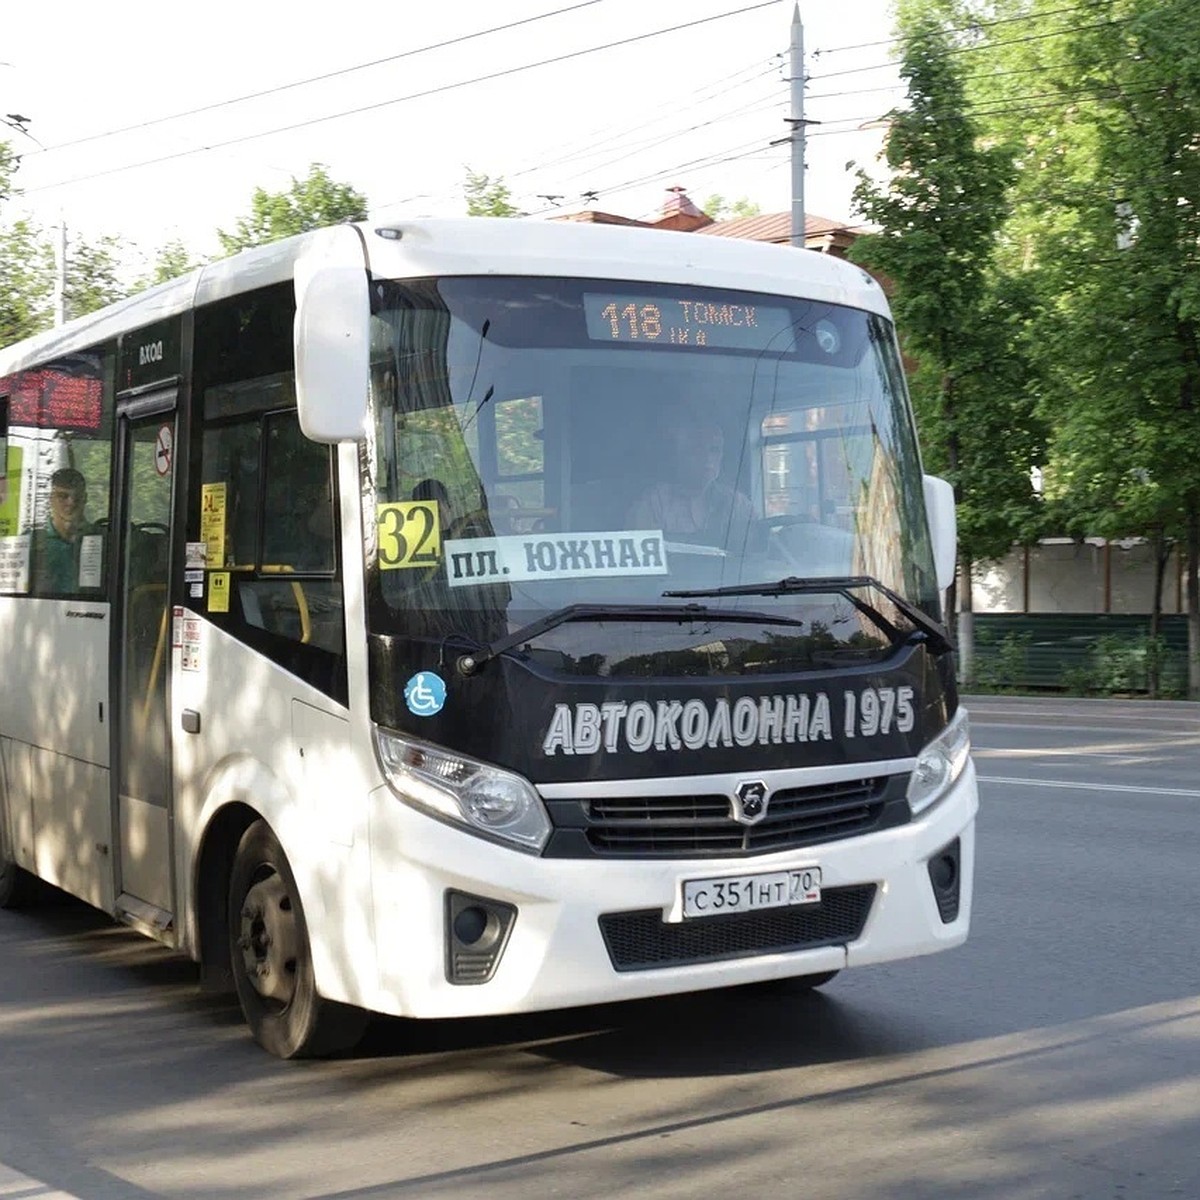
top-left (789, 3), bottom-right (806, 248)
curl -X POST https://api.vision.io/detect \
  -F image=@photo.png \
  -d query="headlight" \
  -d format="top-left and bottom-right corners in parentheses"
top-left (907, 708), bottom-right (971, 816)
top-left (373, 726), bottom-right (551, 853)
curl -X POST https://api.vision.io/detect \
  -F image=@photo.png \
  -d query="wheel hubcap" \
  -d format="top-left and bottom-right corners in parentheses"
top-left (237, 871), bottom-right (300, 1005)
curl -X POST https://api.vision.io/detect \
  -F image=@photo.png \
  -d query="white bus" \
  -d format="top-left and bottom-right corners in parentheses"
top-left (0, 218), bottom-right (976, 1058)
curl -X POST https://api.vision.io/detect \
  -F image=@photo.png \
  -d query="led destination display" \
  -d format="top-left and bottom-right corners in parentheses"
top-left (583, 292), bottom-right (797, 352)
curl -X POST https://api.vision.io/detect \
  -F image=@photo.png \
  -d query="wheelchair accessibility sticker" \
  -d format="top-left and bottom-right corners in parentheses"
top-left (404, 671), bottom-right (447, 717)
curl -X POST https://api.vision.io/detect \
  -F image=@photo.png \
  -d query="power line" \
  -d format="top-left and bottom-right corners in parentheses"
top-left (26, 1), bottom-right (779, 196)
top-left (522, 135), bottom-right (786, 217)
top-left (807, 0), bottom-right (1113, 59)
top-left (508, 56), bottom-right (776, 173)
top-left (805, 82), bottom-right (1168, 139)
top-left (808, 15), bottom-right (1132, 86)
top-left (25, 1), bottom-right (605, 157)
top-left (271, 56), bottom-right (781, 213)
top-left (505, 62), bottom-right (779, 182)
top-left (533, 92), bottom-right (782, 193)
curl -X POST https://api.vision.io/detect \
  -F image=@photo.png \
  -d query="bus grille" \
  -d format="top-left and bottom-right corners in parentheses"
top-left (543, 776), bottom-right (907, 859)
top-left (599, 885), bottom-right (876, 971)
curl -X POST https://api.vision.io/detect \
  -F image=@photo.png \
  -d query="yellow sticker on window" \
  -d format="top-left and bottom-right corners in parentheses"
top-left (200, 482), bottom-right (227, 568)
top-left (208, 570), bottom-right (231, 613)
top-left (377, 501), bottom-right (442, 570)
top-left (0, 446), bottom-right (23, 536)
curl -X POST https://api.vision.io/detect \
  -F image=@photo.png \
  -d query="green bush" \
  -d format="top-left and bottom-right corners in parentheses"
top-left (1062, 633), bottom-right (1179, 698)
top-left (970, 631), bottom-right (1032, 693)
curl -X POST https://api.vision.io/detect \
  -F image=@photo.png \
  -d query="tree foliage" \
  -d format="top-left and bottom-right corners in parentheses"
top-left (464, 170), bottom-right (523, 217)
top-left (136, 238), bottom-right (204, 290)
top-left (948, 0), bottom-right (1200, 692)
top-left (0, 142), bottom-right (131, 342)
top-left (701, 195), bottom-right (762, 221)
top-left (63, 233), bottom-right (127, 322)
top-left (848, 10), bottom-right (1045, 596)
top-left (216, 163), bottom-right (368, 256)
top-left (0, 142), bottom-right (18, 206)
top-left (0, 217), bottom-right (53, 347)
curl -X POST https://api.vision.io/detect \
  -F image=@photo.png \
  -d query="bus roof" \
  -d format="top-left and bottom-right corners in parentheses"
top-left (0, 218), bottom-right (890, 378)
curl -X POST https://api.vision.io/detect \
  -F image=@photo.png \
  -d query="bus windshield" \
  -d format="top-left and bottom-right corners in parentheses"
top-left (362, 276), bottom-right (938, 675)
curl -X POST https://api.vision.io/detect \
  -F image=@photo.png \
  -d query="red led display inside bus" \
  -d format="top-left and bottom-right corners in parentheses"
top-left (6, 366), bottom-right (103, 432)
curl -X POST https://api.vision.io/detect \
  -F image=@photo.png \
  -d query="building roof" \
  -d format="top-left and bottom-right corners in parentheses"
top-left (698, 212), bottom-right (861, 243)
top-left (550, 210), bottom-right (651, 228)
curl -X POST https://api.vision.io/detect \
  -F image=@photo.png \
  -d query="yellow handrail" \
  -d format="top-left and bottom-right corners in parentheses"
top-left (227, 563), bottom-right (311, 644)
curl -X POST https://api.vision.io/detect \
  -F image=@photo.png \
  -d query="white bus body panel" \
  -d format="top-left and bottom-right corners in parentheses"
top-left (357, 762), bottom-right (977, 1020)
top-left (0, 220), bottom-right (890, 384)
top-left (0, 598), bottom-right (112, 910)
top-left (173, 445), bottom-right (378, 1005)
top-left (170, 615), bottom-right (379, 1007)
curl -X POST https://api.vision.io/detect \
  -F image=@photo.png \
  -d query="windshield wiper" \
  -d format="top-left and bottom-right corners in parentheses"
top-left (662, 574), bottom-right (953, 656)
top-left (455, 601), bottom-right (806, 675)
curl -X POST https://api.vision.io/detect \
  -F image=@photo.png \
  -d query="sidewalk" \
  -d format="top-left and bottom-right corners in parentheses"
top-left (0, 1160), bottom-right (84, 1199)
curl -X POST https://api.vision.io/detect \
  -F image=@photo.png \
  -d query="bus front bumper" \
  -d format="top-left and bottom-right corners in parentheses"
top-left (361, 761), bottom-right (978, 1020)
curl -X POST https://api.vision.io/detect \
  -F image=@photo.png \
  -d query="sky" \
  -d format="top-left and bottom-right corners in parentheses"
top-left (1, 0), bottom-right (905, 277)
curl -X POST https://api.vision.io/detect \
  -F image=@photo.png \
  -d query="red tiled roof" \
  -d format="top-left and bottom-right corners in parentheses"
top-left (550, 210), bottom-right (650, 227)
top-left (697, 212), bottom-right (859, 242)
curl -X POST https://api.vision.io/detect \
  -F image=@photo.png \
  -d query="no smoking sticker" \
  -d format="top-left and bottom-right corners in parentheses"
top-left (154, 424), bottom-right (173, 476)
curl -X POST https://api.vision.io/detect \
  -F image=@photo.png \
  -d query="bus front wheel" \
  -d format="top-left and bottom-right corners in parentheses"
top-left (228, 820), bottom-right (368, 1059)
top-left (0, 818), bottom-right (35, 909)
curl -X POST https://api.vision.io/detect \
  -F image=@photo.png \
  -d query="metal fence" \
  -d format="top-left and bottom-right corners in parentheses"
top-left (970, 613), bottom-right (1189, 694)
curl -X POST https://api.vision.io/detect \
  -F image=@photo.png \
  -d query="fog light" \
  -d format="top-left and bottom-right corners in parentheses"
top-left (445, 891), bottom-right (517, 984)
top-left (453, 905), bottom-right (491, 947)
top-left (927, 838), bottom-right (961, 924)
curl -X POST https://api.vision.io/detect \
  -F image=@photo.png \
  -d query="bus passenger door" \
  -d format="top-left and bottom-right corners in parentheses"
top-left (111, 395), bottom-right (177, 934)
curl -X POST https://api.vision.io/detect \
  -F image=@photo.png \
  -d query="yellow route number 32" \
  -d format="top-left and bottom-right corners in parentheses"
top-left (377, 501), bottom-right (442, 570)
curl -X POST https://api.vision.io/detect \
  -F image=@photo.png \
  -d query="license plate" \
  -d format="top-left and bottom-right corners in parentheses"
top-left (682, 867), bottom-right (822, 919)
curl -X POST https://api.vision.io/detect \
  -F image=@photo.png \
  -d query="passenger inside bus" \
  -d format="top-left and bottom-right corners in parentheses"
top-left (31, 466), bottom-right (101, 593)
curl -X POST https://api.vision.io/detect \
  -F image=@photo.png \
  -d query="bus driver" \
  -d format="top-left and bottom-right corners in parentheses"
top-left (627, 406), bottom-right (753, 545)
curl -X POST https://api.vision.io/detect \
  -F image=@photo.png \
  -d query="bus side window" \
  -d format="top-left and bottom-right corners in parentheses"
top-left (22, 352), bottom-right (115, 596)
top-left (262, 413), bottom-right (335, 572)
top-left (194, 284), bottom-right (347, 702)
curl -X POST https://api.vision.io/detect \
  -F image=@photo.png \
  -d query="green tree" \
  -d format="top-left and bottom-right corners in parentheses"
top-left (0, 141), bottom-right (18, 206)
top-left (63, 233), bottom-right (127, 321)
top-left (701, 195), bottom-right (762, 221)
top-left (137, 238), bottom-right (204, 290)
top-left (961, 0), bottom-right (1200, 695)
top-left (0, 144), bottom-right (50, 346)
top-left (464, 170), bottom-right (523, 217)
top-left (217, 163), bottom-right (368, 255)
top-left (848, 10), bottom-right (1044, 676)
top-left (0, 217), bottom-right (54, 347)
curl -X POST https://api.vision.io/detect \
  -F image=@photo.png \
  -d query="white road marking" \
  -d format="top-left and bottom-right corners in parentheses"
top-left (977, 775), bottom-right (1200, 799)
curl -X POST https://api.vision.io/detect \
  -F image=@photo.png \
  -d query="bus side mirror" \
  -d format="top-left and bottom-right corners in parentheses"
top-left (294, 226), bottom-right (370, 444)
top-left (923, 474), bottom-right (957, 592)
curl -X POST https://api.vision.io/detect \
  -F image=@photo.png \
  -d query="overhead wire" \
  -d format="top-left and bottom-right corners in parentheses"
top-left (806, 0), bottom-right (1115, 59)
top-left (25, 1), bottom-right (779, 196)
top-left (521, 135), bottom-right (787, 217)
top-left (808, 14), bottom-right (1132, 85)
top-left (502, 55), bottom-right (778, 180)
top-left (533, 92), bottom-right (783, 194)
top-left (359, 55), bottom-right (780, 212)
top-left (804, 81), bottom-right (1169, 140)
top-left (24, 1), bottom-right (606, 157)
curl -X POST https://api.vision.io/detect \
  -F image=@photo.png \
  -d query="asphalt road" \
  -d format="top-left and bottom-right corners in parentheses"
top-left (2, 696), bottom-right (1198, 1200)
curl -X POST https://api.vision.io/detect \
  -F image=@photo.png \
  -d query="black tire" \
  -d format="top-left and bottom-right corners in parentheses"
top-left (0, 857), bottom-right (36, 909)
top-left (0, 812), bottom-right (35, 910)
top-left (228, 820), bottom-right (368, 1059)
